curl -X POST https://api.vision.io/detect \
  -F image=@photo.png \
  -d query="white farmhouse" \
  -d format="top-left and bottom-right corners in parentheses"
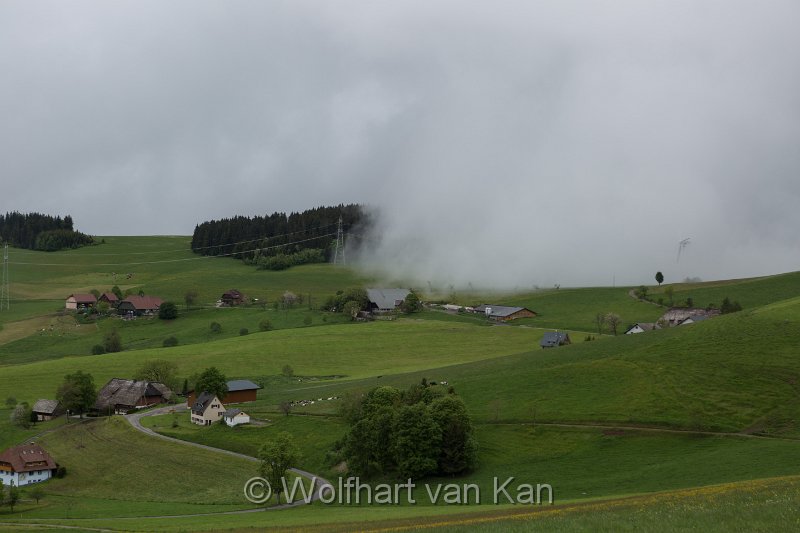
top-left (190, 392), bottom-right (226, 426)
top-left (0, 443), bottom-right (57, 486)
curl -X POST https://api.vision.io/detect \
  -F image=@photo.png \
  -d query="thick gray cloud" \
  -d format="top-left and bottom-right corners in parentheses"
top-left (2, 1), bottom-right (798, 287)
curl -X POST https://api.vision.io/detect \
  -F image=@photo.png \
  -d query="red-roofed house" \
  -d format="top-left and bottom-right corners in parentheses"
top-left (98, 292), bottom-right (120, 308)
top-left (118, 295), bottom-right (163, 316)
top-left (0, 444), bottom-right (57, 486)
top-left (65, 293), bottom-right (96, 310)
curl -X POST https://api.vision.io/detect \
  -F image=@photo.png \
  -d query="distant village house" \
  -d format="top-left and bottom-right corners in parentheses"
top-left (366, 288), bottom-right (411, 313)
top-left (65, 293), bottom-right (96, 310)
top-left (473, 304), bottom-right (537, 322)
top-left (625, 323), bottom-right (662, 335)
top-left (659, 308), bottom-right (719, 327)
top-left (221, 289), bottom-right (245, 306)
top-left (0, 444), bottom-right (57, 487)
top-left (540, 331), bottom-right (571, 348)
top-left (117, 295), bottom-right (163, 317)
top-left (98, 292), bottom-right (120, 308)
top-left (32, 399), bottom-right (60, 421)
top-left (95, 378), bottom-right (173, 415)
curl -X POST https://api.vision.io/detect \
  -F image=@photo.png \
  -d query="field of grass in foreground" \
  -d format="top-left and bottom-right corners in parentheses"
top-left (6, 475), bottom-right (798, 531)
top-left (9, 417), bottom-right (261, 519)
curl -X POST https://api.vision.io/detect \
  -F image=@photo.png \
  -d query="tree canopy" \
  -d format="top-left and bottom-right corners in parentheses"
top-left (0, 211), bottom-right (93, 251)
top-left (195, 367), bottom-right (228, 399)
top-left (258, 432), bottom-right (301, 504)
top-left (56, 371), bottom-right (96, 417)
top-left (339, 382), bottom-right (476, 480)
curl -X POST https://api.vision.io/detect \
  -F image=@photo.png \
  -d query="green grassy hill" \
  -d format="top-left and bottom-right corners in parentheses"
top-left (2, 236), bottom-right (800, 531)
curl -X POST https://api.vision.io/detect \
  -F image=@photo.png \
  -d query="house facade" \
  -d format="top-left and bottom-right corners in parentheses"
top-left (65, 293), bottom-right (96, 310)
top-left (191, 392), bottom-right (226, 426)
top-left (0, 444), bottom-right (57, 487)
top-left (223, 408), bottom-right (250, 427)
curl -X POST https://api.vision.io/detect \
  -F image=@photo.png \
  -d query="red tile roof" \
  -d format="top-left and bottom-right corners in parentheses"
top-left (68, 293), bottom-right (97, 304)
top-left (0, 444), bottom-right (57, 473)
top-left (99, 292), bottom-right (120, 302)
top-left (120, 295), bottom-right (163, 310)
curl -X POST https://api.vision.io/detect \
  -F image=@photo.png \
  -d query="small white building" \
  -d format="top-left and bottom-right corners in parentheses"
top-left (223, 408), bottom-right (250, 427)
top-left (625, 323), bottom-right (661, 335)
top-left (0, 443), bottom-right (57, 487)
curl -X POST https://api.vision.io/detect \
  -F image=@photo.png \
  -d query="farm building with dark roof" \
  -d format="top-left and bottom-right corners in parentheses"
top-left (95, 378), bottom-right (173, 414)
top-left (118, 295), bottom-right (163, 316)
top-left (540, 331), bottom-right (571, 348)
top-left (473, 304), bottom-right (537, 322)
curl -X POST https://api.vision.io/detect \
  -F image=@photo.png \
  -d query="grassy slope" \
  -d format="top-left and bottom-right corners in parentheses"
top-left (9, 417), bottom-right (260, 519)
top-left (0, 320), bottom-right (542, 402)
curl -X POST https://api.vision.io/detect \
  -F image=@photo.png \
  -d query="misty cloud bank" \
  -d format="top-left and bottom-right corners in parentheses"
top-left (2, 1), bottom-right (798, 287)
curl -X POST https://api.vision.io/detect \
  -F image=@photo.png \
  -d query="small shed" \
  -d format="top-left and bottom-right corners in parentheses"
top-left (32, 399), bottom-right (60, 421)
top-left (223, 408), bottom-right (250, 427)
top-left (540, 331), bottom-right (571, 348)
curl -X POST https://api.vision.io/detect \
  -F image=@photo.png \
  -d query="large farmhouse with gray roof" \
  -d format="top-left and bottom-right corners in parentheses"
top-left (366, 288), bottom-right (411, 313)
top-left (118, 295), bottom-right (163, 316)
top-left (473, 304), bottom-right (537, 322)
top-left (95, 378), bottom-right (173, 414)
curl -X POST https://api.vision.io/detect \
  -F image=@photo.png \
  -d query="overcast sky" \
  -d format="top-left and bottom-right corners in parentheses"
top-left (2, 1), bottom-right (799, 287)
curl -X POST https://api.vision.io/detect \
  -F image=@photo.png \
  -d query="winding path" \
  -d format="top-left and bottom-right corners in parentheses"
top-left (125, 405), bottom-right (332, 512)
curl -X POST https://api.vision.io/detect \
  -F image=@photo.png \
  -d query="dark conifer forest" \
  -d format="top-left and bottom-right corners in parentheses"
top-left (0, 212), bottom-right (94, 251)
top-left (190, 204), bottom-right (366, 270)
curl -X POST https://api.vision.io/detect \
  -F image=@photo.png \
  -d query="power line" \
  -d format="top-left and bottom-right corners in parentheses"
top-left (333, 216), bottom-right (346, 266)
top-left (8, 233), bottom-right (337, 267)
top-left (1, 243), bottom-right (9, 310)
top-left (5, 222), bottom-right (340, 256)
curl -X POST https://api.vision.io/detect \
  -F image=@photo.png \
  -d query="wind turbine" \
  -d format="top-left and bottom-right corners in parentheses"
top-left (676, 238), bottom-right (691, 263)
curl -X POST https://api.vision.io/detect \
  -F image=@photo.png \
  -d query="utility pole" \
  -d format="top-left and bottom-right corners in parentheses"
top-left (333, 216), bottom-right (346, 266)
top-left (1, 242), bottom-right (9, 310)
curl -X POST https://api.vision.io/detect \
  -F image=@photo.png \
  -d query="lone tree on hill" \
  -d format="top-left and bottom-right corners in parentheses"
top-left (184, 290), bottom-right (198, 310)
top-left (104, 329), bottom-right (122, 353)
top-left (11, 403), bottom-right (32, 429)
top-left (195, 367), bottom-right (228, 399)
top-left (56, 371), bottom-right (96, 418)
top-left (258, 432), bottom-right (301, 504)
top-left (655, 272), bottom-right (664, 286)
top-left (605, 312), bottom-right (622, 336)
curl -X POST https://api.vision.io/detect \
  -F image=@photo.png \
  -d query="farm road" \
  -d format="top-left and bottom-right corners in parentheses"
top-left (126, 405), bottom-right (331, 512)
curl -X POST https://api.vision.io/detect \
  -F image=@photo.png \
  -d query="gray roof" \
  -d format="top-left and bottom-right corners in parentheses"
top-left (32, 399), bottom-right (59, 415)
top-left (223, 408), bottom-right (243, 417)
top-left (474, 304), bottom-right (530, 318)
top-left (227, 379), bottom-right (261, 392)
top-left (366, 288), bottom-right (411, 310)
top-left (540, 331), bottom-right (570, 347)
top-left (192, 391), bottom-right (219, 415)
top-left (626, 322), bottom-right (661, 332)
top-left (95, 378), bottom-right (173, 411)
